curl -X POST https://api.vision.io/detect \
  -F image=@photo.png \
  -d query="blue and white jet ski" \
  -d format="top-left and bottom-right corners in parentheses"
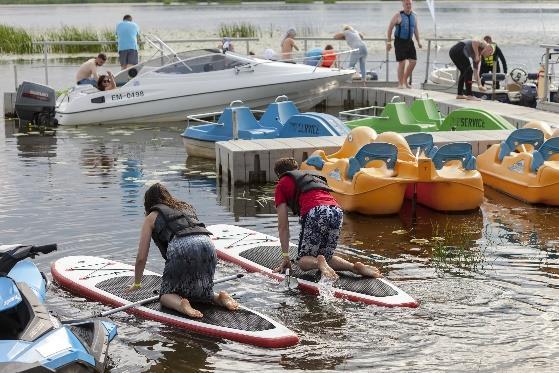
top-left (0, 244), bottom-right (117, 372)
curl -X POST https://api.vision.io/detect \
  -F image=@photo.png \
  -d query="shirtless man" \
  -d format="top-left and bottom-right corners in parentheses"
top-left (281, 28), bottom-right (299, 62)
top-left (76, 53), bottom-right (107, 86)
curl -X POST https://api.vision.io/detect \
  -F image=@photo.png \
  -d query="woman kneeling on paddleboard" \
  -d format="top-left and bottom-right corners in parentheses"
top-left (273, 158), bottom-right (382, 280)
top-left (129, 183), bottom-right (239, 318)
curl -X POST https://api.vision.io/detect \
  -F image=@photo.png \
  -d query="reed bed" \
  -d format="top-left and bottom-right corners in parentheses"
top-left (0, 24), bottom-right (116, 54)
top-left (218, 23), bottom-right (259, 38)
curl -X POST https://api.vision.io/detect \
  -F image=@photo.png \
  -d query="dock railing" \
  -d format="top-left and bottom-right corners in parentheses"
top-left (539, 43), bottom-right (559, 105)
top-left (423, 37), bottom-right (462, 84)
top-left (31, 37), bottom-right (259, 85)
top-left (296, 37), bottom-right (391, 81)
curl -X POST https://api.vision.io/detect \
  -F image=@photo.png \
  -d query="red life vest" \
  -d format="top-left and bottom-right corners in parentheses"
top-left (321, 50), bottom-right (336, 67)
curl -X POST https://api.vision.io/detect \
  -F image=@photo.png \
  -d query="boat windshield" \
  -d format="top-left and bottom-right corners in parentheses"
top-left (112, 49), bottom-right (251, 85)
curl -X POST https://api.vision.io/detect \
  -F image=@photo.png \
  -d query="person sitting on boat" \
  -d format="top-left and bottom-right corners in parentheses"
top-left (272, 158), bottom-right (382, 280)
top-left (281, 28), bottom-right (299, 63)
top-left (334, 25), bottom-right (368, 80)
top-left (321, 44), bottom-right (336, 68)
top-left (129, 183), bottom-right (239, 318)
top-left (448, 39), bottom-right (494, 100)
top-left (97, 72), bottom-right (116, 91)
top-left (221, 37), bottom-right (234, 53)
top-left (480, 35), bottom-right (508, 89)
top-left (75, 53), bottom-right (107, 86)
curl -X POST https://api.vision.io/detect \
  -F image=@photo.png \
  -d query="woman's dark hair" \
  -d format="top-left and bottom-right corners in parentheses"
top-left (144, 183), bottom-right (197, 215)
top-left (274, 158), bottom-right (298, 177)
top-left (97, 74), bottom-right (108, 90)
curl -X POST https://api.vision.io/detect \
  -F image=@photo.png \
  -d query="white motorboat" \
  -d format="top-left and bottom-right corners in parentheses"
top-left (430, 66), bottom-right (514, 102)
top-left (55, 49), bottom-right (354, 126)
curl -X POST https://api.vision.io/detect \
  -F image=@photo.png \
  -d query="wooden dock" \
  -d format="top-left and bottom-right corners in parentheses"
top-left (215, 130), bottom-right (512, 186)
top-left (215, 84), bottom-right (559, 185)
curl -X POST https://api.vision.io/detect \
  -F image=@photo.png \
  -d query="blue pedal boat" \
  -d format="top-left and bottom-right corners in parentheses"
top-left (181, 96), bottom-right (350, 158)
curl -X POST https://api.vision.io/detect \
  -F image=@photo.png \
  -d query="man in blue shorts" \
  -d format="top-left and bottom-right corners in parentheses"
top-left (116, 14), bottom-right (140, 70)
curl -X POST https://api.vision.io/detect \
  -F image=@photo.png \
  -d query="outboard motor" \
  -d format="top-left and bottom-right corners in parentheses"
top-left (519, 83), bottom-right (538, 108)
top-left (14, 81), bottom-right (57, 127)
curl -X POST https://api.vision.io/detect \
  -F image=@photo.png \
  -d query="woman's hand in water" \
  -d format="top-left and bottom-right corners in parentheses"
top-left (273, 257), bottom-right (291, 273)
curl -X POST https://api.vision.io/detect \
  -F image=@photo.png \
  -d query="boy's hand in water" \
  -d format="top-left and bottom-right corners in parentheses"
top-left (273, 257), bottom-right (291, 273)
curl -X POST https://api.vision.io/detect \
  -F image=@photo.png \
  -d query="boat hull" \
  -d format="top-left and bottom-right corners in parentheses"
top-left (183, 137), bottom-right (215, 159)
top-left (56, 74), bottom-right (352, 126)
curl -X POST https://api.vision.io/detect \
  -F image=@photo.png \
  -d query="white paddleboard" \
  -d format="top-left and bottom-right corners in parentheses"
top-left (51, 256), bottom-right (299, 348)
top-left (209, 224), bottom-right (419, 308)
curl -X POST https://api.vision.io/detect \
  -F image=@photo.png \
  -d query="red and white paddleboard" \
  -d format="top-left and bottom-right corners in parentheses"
top-left (51, 256), bottom-right (299, 348)
top-left (209, 224), bottom-right (419, 308)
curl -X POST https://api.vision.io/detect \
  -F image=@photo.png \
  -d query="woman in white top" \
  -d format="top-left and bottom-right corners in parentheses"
top-left (334, 25), bottom-right (368, 80)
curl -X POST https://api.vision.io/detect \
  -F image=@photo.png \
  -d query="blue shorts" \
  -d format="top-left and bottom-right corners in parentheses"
top-left (297, 205), bottom-right (343, 262)
top-left (119, 49), bottom-right (139, 66)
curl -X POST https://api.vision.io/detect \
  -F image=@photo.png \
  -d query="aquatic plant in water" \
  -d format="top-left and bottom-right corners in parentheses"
top-left (0, 24), bottom-right (117, 54)
top-left (429, 221), bottom-right (486, 276)
top-left (218, 23), bottom-right (259, 38)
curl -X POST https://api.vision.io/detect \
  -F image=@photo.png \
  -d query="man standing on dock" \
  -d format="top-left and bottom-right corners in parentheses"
top-left (116, 14), bottom-right (140, 70)
top-left (386, 0), bottom-right (422, 88)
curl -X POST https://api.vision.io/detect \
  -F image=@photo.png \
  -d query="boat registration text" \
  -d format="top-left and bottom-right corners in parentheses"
top-left (111, 91), bottom-right (145, 101)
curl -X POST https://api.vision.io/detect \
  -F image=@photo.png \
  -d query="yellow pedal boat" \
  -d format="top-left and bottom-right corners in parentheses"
top-left (477, 127), bottom-right (559, 205)
top-left (302, 128), bottom-right (484, 214)
top-left (301, 128), bottom-right (417, 215)
top-left (404, 133), bottom-right (484, 212)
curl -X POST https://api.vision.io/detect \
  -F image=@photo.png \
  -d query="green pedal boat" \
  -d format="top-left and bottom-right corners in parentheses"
top-left (342, 97), bottom-right (515, 133)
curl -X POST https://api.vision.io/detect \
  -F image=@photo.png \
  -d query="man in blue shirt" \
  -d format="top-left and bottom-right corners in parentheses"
top-left (116, 14), bottom-right (140, 70)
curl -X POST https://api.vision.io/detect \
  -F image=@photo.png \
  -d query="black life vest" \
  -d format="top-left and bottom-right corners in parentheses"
top-left (149, 204), bottom-right (210, 260)
top-left (282, 170), bottom-right (332, 216)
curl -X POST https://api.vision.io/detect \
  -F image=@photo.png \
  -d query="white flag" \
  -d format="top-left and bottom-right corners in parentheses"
top-left (425, 0), bottom-right (436, 23)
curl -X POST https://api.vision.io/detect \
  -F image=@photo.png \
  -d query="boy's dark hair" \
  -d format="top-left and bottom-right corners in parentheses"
top-left (325, 44), bottom-right (334, 50)
top-left (97, 53), bottom-right (107, 61)
top-left (123, 14), bottom-right (132, 21)
top-left (274, 158), bottom-right (298, 177)
top-left (483, 35), bottom-right (492, 43)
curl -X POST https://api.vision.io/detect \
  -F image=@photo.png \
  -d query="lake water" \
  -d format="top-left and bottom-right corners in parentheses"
top-left (1, 1), bottom-right (559, 92)
top-left (2, 2), bottom-right (559, 372)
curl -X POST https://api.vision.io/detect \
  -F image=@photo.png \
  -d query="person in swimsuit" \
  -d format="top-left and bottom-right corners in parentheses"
top-left (449, 39), bottom-right (494, 100)
top-left (280, 28), bottom-right (299, 62)
top-left (129, 183), bottom-right (239, 318)
top-left (273, 158), bottom-right (382, 280)
top-left (386, 0), bottom-right (422, 88)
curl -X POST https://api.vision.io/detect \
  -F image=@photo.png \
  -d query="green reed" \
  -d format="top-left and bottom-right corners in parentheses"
top-left (0, 24), bottom-right (119, 54)
top-left (218, 23), bottom-right (259, 38)
top-left (0, 25), bottom-right (34, 54)
top-left (430, 221), bottom-right (486, 276)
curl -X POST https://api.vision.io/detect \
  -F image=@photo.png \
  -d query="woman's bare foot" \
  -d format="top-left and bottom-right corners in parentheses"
top-left (456, 95), bottom-right (467, 99)
top-left (353, 262), bottom-right (383, 278)
top-left (405, 83), bottom-right (413, 89)
top-left (180, 298), bottom-right (203, 318)
top-left (397, 84), bottom-right (405, 89)
top-left (215, 291), bottom-right (239, 311)
top-left (317, 255), bottom-right (339, 280)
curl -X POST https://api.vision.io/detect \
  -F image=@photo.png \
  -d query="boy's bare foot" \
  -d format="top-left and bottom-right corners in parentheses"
top-left (397, 84), bottom-right (405, 89)
top-left (405, 83), bottom-right (413, 89)
top-left (180, 298), bottom-right (204, 318)
top-left (353, 262), bottom-right (383, 278)
top-left (215, 291), bottom-right (239, 311)
top-left (317, 255), bottom-right (339, 280)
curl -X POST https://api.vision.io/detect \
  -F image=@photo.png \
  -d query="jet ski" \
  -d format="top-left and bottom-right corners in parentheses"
top-left (0, 243), bottom-right (117, 372)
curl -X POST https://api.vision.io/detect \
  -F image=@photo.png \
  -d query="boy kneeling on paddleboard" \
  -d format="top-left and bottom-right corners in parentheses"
top-left (273, 158), bottom-right (382, 280)
top-left (129, 183), bottom-right (239, 318)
